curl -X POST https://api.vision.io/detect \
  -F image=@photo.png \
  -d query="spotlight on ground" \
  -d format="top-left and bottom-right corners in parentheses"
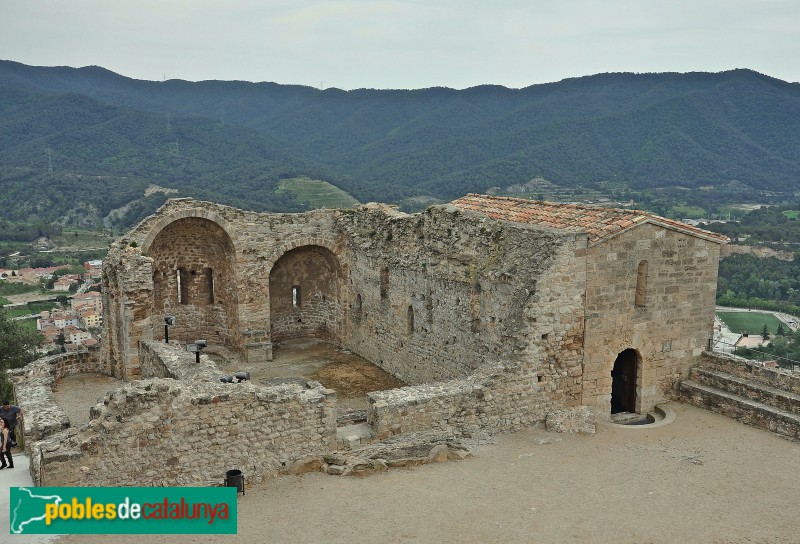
top-left (234, 371), bottom-right (251, 383)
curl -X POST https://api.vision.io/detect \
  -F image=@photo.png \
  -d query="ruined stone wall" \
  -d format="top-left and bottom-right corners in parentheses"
top-left (269, 245), bottom-right (342, 342)
top-left (149, 217), bottom-right (241, 351)
top-left (336, 204), bottom-right (587, 388)
top-left (697, 352), bottom-right (800, 395)
top-left (368, 359), bottom-right (559, 439)
top-left (105, 199), bottom-right (586, 397)
top-left (30, 377), bottom-right (337, 487)
top-left (11, 350), bottom-right (104, 443)
top-left (104, 199), bottom-right (344, 374)
top-left (582, 224), bottom-right (723, 412)
top-left (139, 341), bottom-right (224, 381)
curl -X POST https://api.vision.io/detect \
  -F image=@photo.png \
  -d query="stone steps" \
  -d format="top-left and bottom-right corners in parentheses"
top-left (688, 367), bottom-right (800, 416)
top-left (335, 422), bottom-right (375, 450)
top-left (680, 379), bottom-right (800, 441)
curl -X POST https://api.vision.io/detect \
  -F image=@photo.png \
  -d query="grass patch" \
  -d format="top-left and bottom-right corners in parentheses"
top-left (0, 282), bottom-right (39, 297)
top-left (670, 205), bottom-right (707, 219)
top-left (783, 210), bottom-right (800, 220)
top-left (4, 301), bottom-right (59, 318)
top-left (276, 177), bottom-right (359, 209)
top-left (15, 318), bottom-right (40, 332)
top-left (717, 311), bottom-right (786, 335)
top-left (0, 296), bottom-right (8, 305)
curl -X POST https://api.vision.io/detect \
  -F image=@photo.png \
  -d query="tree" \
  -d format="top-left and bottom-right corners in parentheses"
top-left (0, 310), bottom-right (45, 400)
top-left (777, 323), bottom-right (786, 336)
top-left (55, 332), bottom-right (66, 352)
top-left (761, 324), bottom-right (770, 341)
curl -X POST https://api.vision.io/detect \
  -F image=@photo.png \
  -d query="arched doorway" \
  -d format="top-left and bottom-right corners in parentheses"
top-left (611, 349), bottom-right (639, 414)
top-left (269, 245), bottom-right (341, 343)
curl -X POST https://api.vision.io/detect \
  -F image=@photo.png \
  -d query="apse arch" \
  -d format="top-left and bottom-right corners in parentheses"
top-left (148, 216), bottom-right (240, 351)
top-left (268, 245), bottom-right (342, 343)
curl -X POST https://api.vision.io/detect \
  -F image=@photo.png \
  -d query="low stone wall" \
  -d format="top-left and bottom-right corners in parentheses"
top-left (699, 352), bottom-right (800, 395)
top-left (10, 350), bottom-right (104, 443)
top-left (30, 378), bottom-right (337, 487)
top-left (139, 341), bottom-right (223, 381)
top-left (368, 359), bottom-right (594, 439)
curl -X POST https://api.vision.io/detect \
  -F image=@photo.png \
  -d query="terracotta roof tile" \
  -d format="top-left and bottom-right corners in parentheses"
top-left (451, 194), bottom-right (729, 245)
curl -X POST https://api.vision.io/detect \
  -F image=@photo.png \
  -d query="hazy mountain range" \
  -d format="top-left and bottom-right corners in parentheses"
top-left (1, 60), bottom-right (799, 229)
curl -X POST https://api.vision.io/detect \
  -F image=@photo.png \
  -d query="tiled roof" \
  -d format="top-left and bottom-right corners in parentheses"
top-left (451, 194), bottom-right (729, 246)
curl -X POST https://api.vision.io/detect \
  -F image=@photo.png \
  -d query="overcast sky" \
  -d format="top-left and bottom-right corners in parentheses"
top-left (2, 0), bottom-right (798, 90)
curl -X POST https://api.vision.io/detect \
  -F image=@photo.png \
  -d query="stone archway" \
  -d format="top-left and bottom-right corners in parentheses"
top-left (268, 245), bottom-right (342, 343)
top-left (611, 348), bottom-right (640, 414)
top-left (148, 216), bottom-right (240, 352)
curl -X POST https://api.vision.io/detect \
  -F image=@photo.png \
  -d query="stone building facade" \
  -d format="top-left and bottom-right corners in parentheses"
top-left (102, 194), bottom-right (725, 416)
top-left (13, 194), bottom-right (727, 487)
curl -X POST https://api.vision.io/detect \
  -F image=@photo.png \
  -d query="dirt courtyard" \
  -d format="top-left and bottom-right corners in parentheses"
top-left (216, 337), bottom-right (407, 414)
top-left (52, 402), bottom-right (799, 544)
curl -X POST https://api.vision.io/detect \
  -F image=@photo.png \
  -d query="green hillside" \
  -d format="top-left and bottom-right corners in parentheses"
top-left (2, 61), bottom-right (800, 227)
top-left (276, 178), bottom-right (359, 209)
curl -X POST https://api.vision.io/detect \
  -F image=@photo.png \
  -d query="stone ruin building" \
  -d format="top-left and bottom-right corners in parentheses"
top-left (14, 194), bottom-right (733, 486)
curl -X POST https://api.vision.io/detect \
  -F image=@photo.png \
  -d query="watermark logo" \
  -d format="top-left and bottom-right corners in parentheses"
top-left (10, 487), bottom-right (237, 534)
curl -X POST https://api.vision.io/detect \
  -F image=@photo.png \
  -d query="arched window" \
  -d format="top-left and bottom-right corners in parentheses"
top-left (635, 260), bottom-right (648, 307)
top-left (292, 286), bottom-right (301, 307)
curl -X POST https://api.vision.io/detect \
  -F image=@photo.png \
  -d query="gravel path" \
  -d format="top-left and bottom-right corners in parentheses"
top-left (53, 402), bottom-right (800, 544)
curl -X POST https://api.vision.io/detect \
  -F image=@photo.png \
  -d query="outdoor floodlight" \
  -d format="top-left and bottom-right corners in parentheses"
top-left (164, 315), bottom-right (176, 343)
top-left (186, 340), bottom-right (207, 363)
top-left (220, 375), bottom-right (235, 383)
top-left (234, 371), bottom-right (251, 383)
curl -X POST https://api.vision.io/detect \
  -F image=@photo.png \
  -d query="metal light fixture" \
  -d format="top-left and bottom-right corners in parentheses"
top-left (185, 340), bottom-right (207, 363)
top-left (234, 371), bottom-right (251, 383)
top-left (164, 315), bottom-right (176, 344)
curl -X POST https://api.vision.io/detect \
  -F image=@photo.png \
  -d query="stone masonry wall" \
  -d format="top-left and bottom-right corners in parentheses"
top-left (29, 376), bottom-right (336, 487)
top-left (11, 350), bottom-right (104, 443)
top-left (337, 204), bottom-right (587, 388)
top-left (582, 223), bottom-right (723, 413)
top-left (368, 359), bottom-right (562, 439)
top-left (697, 351), bottom-right (800, 395)
top-left (105, 199), bottom-right (586, 402)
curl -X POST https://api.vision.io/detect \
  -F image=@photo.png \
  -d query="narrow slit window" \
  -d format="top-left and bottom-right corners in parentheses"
top-left (635, 260), bottom-right (648, 307)
top-left (292, 286), bottom-right (301, 308)
top-left (207, 269), bottom-right (215, 304)
top-left (354, 294), bottom-right (362, 324)
top-left (407, 305), bottom-right (414, 334)
top-left (177, 268), bottom-right (188, 305)
top-left (380, 267), bottom-right (389, 301)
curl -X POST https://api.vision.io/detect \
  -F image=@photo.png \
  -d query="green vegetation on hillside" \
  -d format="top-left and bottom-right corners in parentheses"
top-left (717, 253), bottom-right (800, 315)
top-left (701, 202), bottom-right (800, 245)
top-left (276, 177), bottom-right (359, 209)
top-left (3, 63), bottom-right (800, 230)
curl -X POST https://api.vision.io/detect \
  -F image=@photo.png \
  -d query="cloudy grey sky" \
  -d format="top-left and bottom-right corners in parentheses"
top-left (2, 0), bottom-right (798, 90)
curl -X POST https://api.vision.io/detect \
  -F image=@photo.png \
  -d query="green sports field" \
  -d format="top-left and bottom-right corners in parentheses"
top-left (716, 311), bottom-right (786, 335)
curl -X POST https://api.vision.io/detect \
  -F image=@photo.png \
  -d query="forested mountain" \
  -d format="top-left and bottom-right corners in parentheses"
top-left (2, 60), bottom-right (800, 228)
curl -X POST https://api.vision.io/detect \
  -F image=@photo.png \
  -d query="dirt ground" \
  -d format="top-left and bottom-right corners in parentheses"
top-left (52, 373), bottom-right (125, 426)
top-left (216, 338), bottom-right (406, 413)
top-left (48, 402), bottom-right (800, 544)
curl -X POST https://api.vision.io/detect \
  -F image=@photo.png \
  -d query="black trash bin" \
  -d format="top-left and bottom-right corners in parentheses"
top-left (225, 469), bottom-right (245, 495)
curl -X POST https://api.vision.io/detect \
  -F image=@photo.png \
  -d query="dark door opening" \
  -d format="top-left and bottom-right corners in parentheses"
top-left (611, 349), bottom-right (638, 414)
